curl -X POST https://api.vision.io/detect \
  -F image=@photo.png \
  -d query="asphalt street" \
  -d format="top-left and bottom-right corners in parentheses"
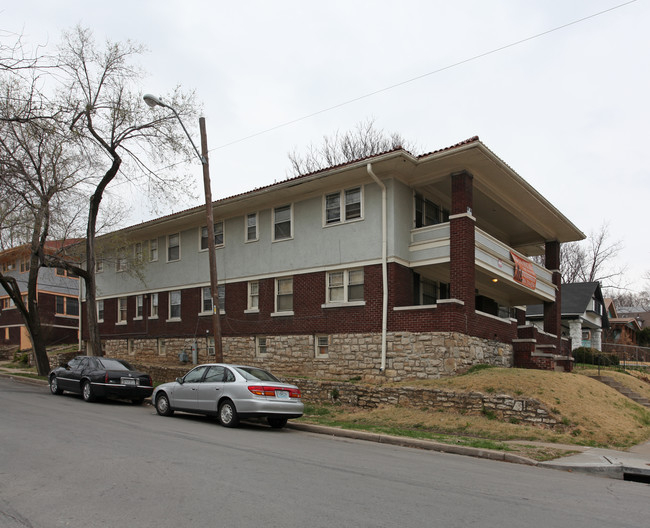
top-left (1, 377), bottom-right (648, 528)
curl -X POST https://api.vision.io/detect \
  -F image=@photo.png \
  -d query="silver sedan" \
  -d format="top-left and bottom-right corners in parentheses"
top-left (151, 363), bottom-right (304, 429)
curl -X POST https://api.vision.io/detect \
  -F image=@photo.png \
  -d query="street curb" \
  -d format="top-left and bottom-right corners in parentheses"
top-left (287, 422), bottom-right (539, 466)
top-left (0, 372), bottom-right (48, 386)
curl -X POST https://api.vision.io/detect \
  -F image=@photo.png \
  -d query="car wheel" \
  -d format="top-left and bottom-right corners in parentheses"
top-left (219, 400), bottom-right (239, 428)
top-left (131, 398), bottom-right (144, 405)
top-left (155, 393), bottom-right (174, 416)
top-left (267, 416), bottom-right (288, 429)
top-left (82, 380), bottom-right (95, 402)
top-left (49, 376), bottom-right (63, 395)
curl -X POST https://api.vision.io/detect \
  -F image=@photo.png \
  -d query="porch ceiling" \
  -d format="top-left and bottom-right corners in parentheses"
top-left (388, 142), bottom-right (585, 254)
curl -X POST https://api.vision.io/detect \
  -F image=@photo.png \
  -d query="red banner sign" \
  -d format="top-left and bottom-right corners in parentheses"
top-left (510, 252), bottom-right (536, 290)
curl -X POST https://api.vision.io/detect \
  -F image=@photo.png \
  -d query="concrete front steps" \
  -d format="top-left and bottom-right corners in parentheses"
top-left (589, 375), bottom-right (650, 408)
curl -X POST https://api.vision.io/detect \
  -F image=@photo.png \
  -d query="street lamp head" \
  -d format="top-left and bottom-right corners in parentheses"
top-left (143, 93), bottom-right (164, 108)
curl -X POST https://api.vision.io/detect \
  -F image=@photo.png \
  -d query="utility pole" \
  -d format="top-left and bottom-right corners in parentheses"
top-left (199, 117), bottom-right (223, 362)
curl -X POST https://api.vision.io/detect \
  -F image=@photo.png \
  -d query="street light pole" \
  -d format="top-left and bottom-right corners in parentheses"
top-left (143, 94), bottom-right (223, 362)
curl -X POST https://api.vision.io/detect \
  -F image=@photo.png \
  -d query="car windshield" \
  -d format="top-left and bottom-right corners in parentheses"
top-left (97, 358), bottom-right (132, 371)
top-left (234, 366), bottom-right (280, 382)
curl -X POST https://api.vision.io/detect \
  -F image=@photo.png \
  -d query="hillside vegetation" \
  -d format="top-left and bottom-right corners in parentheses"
top-left (299, 367), bottom-right (650, 458)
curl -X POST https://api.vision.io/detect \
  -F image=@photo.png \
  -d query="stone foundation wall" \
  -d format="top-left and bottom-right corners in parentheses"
top-left (96, 331), bottom-right (513, 383)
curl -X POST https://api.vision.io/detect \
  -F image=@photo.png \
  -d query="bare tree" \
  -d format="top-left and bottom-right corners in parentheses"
top-left (288, 118), bottom-right (416, 176)
top-left (57, 26), bottom-right (198, 356)
top-left (534, 223), bottom-right (626, 289)
top-left (0, 90), bottom-right (87, 374)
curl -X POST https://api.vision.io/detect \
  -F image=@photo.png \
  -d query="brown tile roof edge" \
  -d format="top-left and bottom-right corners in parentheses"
top-left (103, 136), bottom-right (483, 234)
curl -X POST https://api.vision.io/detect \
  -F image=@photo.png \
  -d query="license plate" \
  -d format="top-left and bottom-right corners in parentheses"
top-left (121, 378), bottom-right (137, 386)
top-left (275, 390), bottom-right (289, 399)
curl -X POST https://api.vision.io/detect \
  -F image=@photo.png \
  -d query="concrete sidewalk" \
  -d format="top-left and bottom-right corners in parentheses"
top-left (2, 371), bottom-right (649, 482)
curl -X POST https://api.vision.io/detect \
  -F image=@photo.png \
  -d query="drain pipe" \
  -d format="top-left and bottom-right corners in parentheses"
top-left (366, 163), bottom-right (388, 372)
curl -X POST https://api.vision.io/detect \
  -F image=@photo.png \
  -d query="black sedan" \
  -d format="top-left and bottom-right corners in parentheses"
top-left (49, 355), bottom-right (153, 404)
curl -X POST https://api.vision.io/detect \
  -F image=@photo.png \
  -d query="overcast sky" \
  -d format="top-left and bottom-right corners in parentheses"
top-left (3, 1), bottom-right (649, 292)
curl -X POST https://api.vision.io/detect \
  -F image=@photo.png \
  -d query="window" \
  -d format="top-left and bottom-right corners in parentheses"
top-left (246, 213), bottom-right (258, 242)
top-left (116, 248), bottom-right (127, 272)
top-left (117, 297), bottom-right (127, 324)
top-left (204, 365), bottom-right (225, 381)
top-left (150, 239), bottom-right (158, 261)
top-left (247, 281), bottom-right (259, 311)
top-left (127, 339), bottom-right (135, 356)
top-left (202, 286), bottom-right (213, 313)
top-left (325, 187), bottom-right (362, 225)
top-left (157, 338), bottom-right (166, 356)
top-left (135, 295), bottom-right (144, 319)
top-left (273, 205), bottom-right (292, 241)
top-left (150, 293), bottom-right (159, 318)
top-left (97, 300), bottom-right (105, 322)
top-left (169, 290), bottom-right (181, 319)
top-left (327, 269), bottom-right (364, 303)
top-left (56, 296), bottom-right (65, 314)
top-left (315, 335), bottom-right (330, 357)
top-left (134, 242), bottom-right (143, 263)
top-left (20, 259), bottom-right (30, 273)
top-left (167, 233), bottom-right (180, 262)
top-left (201, 285), bottom-right (225, 314)
top-left (207, 337), bottom-right (215, 356)
top-left (95, 257), bottom-right (104, 273)
top-left (67, 297), bottom-right (79, 316)
top-left (200, 222), bottom-right (224, 250)
top-left (275, 277), bottom-right (293, 313)
top-left (0, 298), bottom-right (13, 310)
top-left (55, 296), bottom-right (78, 316)
top-left (414, 193), bottom-right (449, 228)
top-left (256, 336), bottom-right (268, 356)
top-left (56, 267), bottom-right (66, 277)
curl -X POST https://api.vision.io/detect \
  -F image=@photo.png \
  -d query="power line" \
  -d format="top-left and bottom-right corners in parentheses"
top-left (117, 0), bottom-right (636, 183)
top-left (208, 0), bottom-right (637, 153)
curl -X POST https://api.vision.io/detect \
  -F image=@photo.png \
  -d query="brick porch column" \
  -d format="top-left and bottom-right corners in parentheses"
top-left (449, 171), bottom-right (475, 316)
top-left (543, 240), bottom-right (562, 349)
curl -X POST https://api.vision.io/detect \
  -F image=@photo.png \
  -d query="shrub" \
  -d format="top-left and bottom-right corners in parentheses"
top-left (13, 351), bottom-right (29, 366)
top-left (573, 347), bottom-right (619, 367)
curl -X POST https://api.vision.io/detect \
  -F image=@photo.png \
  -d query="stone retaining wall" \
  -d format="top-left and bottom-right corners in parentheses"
top-left (140, 364), bottom-right (558, 429)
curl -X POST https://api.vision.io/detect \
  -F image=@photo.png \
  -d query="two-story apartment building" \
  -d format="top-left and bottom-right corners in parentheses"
top-left (83, 137), bottom-right (584, 381)
top-left (0, 242), bottom-right (81, 350)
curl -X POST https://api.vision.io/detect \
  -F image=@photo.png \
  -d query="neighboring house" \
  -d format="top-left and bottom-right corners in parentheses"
top-left (0, 241), bottom-right (81, 350)
top-left (526, 282), bottom-right (608, 351)
top-left (604, 299), bottom-right (641, 346)
top-left (616, 305), bottom-right (649, 329)
top-left (82, 137), bottom-right (584, 380)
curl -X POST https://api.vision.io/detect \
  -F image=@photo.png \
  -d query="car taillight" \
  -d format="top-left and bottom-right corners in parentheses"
top-left (105, 373), bottom-right (109, 383)
top-left (248, 386), bottom-right (301, 398)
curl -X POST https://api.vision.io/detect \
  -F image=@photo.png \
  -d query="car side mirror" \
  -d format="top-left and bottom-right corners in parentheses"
top-left (176, 377), bottom-right (184, 385)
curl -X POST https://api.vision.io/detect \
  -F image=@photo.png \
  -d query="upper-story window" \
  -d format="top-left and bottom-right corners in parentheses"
top-left (20, 258), bottom-right (30, 273)
top-left (273, 205), bottom-right (292, 241)
top-left (116, 249), bottom-right (127, 272)
top-left (167, 234), bottom-right (180, 262)
top-left (2, 261), bottom-right (16, 272)
top-left (149, 239), bottom-right (159, 261)
top-left (95, 257), bottom-right (104, 273)
top-left (200, 222), bottom-right (224, 250)
top-left (246, 213), bottom-right (258, 242)
top-left (325, 187), bottom-right (362, 225)
top-left (134, 242), bottom-right (143, 263)
top-left (414, 192), bottom-right (449, 228)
